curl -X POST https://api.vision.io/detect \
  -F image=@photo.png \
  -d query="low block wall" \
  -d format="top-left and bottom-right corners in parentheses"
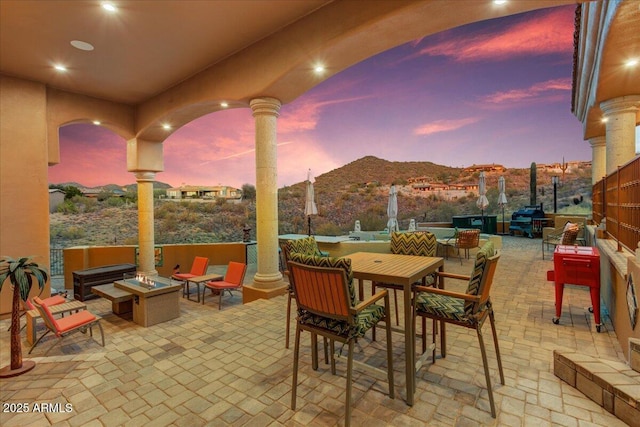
top-left (63, 243), bottom-right (248, 291)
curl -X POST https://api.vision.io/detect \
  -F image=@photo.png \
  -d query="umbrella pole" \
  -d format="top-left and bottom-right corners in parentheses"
top-left (502, 206), bottom-right (505, 235)
top-left (307, 216), bottom-right (311, 236)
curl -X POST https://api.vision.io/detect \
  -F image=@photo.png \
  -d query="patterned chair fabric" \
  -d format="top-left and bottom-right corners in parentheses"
top-left (412, 240), bottom-right (503, 417)
top-left (390, 231), bottom-right (437, 257)
top-left (285, 236), bottom-right (322, 258)
top-left (415, 241), bottom-right (495, 320)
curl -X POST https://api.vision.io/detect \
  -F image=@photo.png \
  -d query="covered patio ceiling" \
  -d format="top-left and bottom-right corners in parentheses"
top-left (1, 0), bottom-right (584, 141)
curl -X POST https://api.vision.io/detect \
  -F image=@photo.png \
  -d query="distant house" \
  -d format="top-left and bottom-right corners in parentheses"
top-left (410, 181), bottom-right (478, 200)
top-left (49, 188), bottom-right (65, 213)
top-left (166, 185), bottom-right (242, 201)
top-left (463, 164), bottom-right (507, 173)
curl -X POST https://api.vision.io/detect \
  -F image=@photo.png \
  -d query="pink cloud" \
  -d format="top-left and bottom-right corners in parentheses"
top-left (415, 7), bottom-right (574, 62)
top-left (279, 94), bottom-right (374, 134)
top-left (414, 117), bottom-right (480, 136)
top-left (479, 77), bottom-right (571, 106)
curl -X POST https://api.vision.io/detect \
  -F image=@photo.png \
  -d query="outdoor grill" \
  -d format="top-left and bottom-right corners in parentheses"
top-left (509, 205), bottom-right (545, 238)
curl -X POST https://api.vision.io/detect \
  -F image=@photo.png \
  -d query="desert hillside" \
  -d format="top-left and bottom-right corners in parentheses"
top-left (50, 156), bottom-right (592, 247)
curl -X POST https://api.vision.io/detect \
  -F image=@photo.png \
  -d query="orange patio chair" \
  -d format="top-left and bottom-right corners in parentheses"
top-left (29, 296), bottom-right (104, 355)
top-left (202, 261), bottom-right (247, 309)
top-left (172, 256), bottom-right (209, 302)
top-left (8, 295), bottom-right (67, 332)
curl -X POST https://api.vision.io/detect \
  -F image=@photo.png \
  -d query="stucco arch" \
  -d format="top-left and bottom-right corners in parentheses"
top-left (46, 88), bottom-right (135, 165)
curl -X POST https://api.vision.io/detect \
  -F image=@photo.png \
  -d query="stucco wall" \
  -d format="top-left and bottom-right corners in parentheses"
top-left (62, 243), bottom-right (249, 290)
top-left (0, 75), bottom-right (52, 316)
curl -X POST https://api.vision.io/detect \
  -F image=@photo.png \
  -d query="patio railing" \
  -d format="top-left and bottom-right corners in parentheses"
top-left (592, 156), bottom-right (640, 252)
top-left (50, 247), bottom-right (64, 276)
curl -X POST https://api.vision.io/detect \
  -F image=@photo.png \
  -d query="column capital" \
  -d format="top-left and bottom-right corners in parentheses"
top-left (600, 95), bottom-right (640, 116)
top-left (588, 135), bottom-right (606, 148)
top-left (134, 171), bottom-right (156, 182)
top-left (250, 97), bottom-right (281, 117)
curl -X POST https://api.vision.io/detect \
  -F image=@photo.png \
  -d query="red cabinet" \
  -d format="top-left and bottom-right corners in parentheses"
top-left (549, 245), bottom-right (601, 332)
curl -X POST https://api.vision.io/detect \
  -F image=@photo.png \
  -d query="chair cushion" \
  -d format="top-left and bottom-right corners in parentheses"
top-left (289, 253), bottom-right (357, 307)
top-left (286, 236), bottom-right (322, 258)
top-left (26, 295), bottom-right (65, 311)
top-left (415, 292), bottom-right (466, 322)
top-left (390, 232), bottom-right (437, 257)
top-left (172, 273), bottom-right (196, 281)
top-left (560, 222), bottom-right (579, 245)
top-left (299, 302), bottom-right (385, 338)
top-left (464, 241), bottom-right (495, 315)
top-left (56, 310), bottom-right (97, 334)
top-left (205, 280), bottom-right (241, 290)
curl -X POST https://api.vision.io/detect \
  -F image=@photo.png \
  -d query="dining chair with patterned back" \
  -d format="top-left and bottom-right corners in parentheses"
top-left (372, 231), bottom-right (437, 335)
top-left (288, 253), bottom-right (394, 427)
top-left (283, 236), bottom-right (326, 349)
top-left (413, 241), bottom-right (504, 417)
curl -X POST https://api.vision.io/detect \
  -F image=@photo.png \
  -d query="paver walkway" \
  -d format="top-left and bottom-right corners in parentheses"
top-left (0, 237), bottom-right (629, 426)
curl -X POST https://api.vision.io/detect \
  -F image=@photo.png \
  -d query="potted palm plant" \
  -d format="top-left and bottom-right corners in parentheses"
top-left (0, 256), bottom-right (48, 378)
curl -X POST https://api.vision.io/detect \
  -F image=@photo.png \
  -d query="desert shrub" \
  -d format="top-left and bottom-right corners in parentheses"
top-left (316, 222), bottom-right (343, 236)
top-left (59, 226), bottom-right (85, 239)
top-left (123, 236), bottom-right (138, 245)
top-left (57, 200), bottom-right (78, 214)
top-left (106, 197), bottom-right (125, 207)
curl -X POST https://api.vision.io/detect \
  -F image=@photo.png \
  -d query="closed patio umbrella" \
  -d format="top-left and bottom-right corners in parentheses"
top-left (304, 169), bottom-right (318, 236)
top-left (497, 176), bottom-right (508, 234)
top-left (477, 172), bottom-right (489, 227)
top-left (387, 185), bottom-right (399, 233)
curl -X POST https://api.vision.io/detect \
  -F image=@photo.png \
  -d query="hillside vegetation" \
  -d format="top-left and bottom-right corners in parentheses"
top-left (50, 156), bottom-right (592, 247)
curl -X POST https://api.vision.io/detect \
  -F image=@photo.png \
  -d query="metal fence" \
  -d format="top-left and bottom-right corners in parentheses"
top-left (592, 156), bottom-right (640, 252)
top-left (50, 248), bottom-right (64, 276)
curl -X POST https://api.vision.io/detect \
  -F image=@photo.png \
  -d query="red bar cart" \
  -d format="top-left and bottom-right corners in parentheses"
top-left (547, 245), bottom-right (601, 332)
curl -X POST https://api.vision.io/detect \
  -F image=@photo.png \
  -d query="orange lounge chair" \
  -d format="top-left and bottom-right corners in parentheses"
top-left (202, 262), bottom-right (247, 309)
top-left (172, 256), bottom-right (209, 301)
top-left (29, 296), bottom-right (104, 355)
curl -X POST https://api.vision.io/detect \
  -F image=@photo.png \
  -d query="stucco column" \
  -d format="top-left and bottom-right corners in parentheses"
top-left (249, 97), bottom-right (284, 289)
top-left (600, 95), bottom-right (640, 175)
top-left (127, 137), bottom-right (163, 277)
top-left (588, 135), bottom-right (606, 184)
top-left (135, 171), bottom-right (157, 276)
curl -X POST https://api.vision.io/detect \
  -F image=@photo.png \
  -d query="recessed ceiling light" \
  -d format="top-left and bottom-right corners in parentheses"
top-left (70, 40), bottom-right (94, 51)
top-left (162, 124), bottom-right (172, 130)
top-left (220, 102), bottom-right (229, 108)
top-left (494, 0), bottom-right (507, 4)
top-left (625, 58), bottom-right (639, 67)
top-left (601, 117), bottom-right (608, 123)
top-left (93, 120), bottom-right (101, 125)
top-left (314, 65), bottom-right (325, 74)
top-left (53, 64), bottom-right (67, 72)
top-left (102, 2), bottom-right (117, 12)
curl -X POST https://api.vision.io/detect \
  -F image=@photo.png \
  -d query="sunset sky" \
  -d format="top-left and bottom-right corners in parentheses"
top-left (49, 5), bottom-right (611, 189)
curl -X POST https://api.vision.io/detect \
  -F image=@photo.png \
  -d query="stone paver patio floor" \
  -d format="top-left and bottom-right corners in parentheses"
top-left (0, 237), bottom-right (629, 426)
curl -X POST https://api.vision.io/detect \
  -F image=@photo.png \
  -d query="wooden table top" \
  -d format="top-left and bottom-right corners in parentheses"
top-left (346, 251), bottom-right (444, 285)
top-left (188, 273), bottom-right (223, 283)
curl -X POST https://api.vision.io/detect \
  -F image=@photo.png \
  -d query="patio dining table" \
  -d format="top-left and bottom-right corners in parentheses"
top-left (346, 251), bottom-right (444, 406)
